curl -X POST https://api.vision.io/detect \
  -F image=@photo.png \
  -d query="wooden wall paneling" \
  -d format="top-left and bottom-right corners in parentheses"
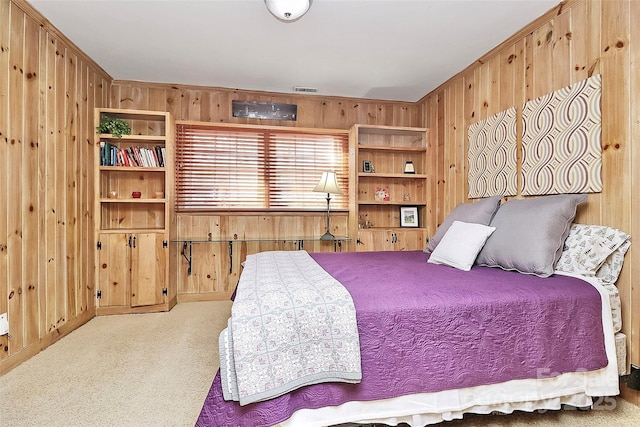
top-left (551, 11), bottom-right (573, 92)
top-left (80, 64), bottom-right (88, 315)
top-left (499, 45), bottom-right (517, 114)
top-left (462, 74), bottom-right (475, 203)
top-left (629, 0), bottom-right (640, 406)
top-left (424, 96), bottom-right (438, 236)
top-left (475, 62), bottom-right (489, 122)
top-left (442, 85), bottom-right (456, 212)
top-left (295, 96), bottom-right (320, 127)
top-left (453, 78), bottom-right (465, 204)
top-left (197, 91), bottom-right (211, 123)
top-left (65, 49), bottom-right (77, 320)
top-left (1, 0), bottom-right (112, 375)
top-left (398, 103), bottom-right (417, 127)
top-left (113, 84), bottom-right (137, 111)
top-left (347, 100), bottom-right (364, 128)
top-left (111, 81), bottom-right (419, 130)
top-left (23, 14), bottom-right (39, 346)
top-left (164, 87), bottom-right (182, 120)
top-left (147, 87), bottom-right (168, 115)
top-left (8, 5), bottom-right (25, 353)
top-left (570, 1), bottom-right (590, 83)
top-left (0, 0), bottom-right (10, 361)
top-left (323, 99), bottom-right (350, 130)
top-left (487, 55), bottom-right (501, 117)
top-left (82, 72), bottom-right (93, 310)
top-left (571, 0), bottom-right (603, 225)
top-left (530, 20), bottom-right (555, 99)
top-left (175, 215), bottom-right (193, 295)
top-left (80, 62), bottom-right (92, 315)
top-left (443, 87), bottom-right (455, 212)
top-left (435, 91), bottom-right (445, 228)
top-left (601, 0), bottom-right (632, 367)
top-left (514, 38), bottom-right (526, 197)
top-left (207, 90), bottom-right (230, 123)
top-left (392, 104), bottom-right (412, 127)
top-left (176, 215), bottom-right (221, 295)
top-left (600, 0), bottom-right (635, 404)
top-left (54, 40), bottom-right (67, 332)
top-left (108, 82), bottom-right (120, 109)
top-left (183, 89), bottom-right (202, 123)
top-left (190, 216), bottom-right (218, 294)
top-left (348, 101), bottom-right (364, 127)
top-left (44, 32), bottom-right (58, 334)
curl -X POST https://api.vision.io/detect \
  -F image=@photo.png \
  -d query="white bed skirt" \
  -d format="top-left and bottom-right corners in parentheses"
top-left (279, 273), bottom-right (620, 427)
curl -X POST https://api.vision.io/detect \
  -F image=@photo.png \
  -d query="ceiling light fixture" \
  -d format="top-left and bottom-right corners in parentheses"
top-left (265, 0), bottom-right (311, 22)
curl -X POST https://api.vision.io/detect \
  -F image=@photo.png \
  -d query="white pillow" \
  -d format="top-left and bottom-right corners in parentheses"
top-left (427, 221), bottom-right (496, 271)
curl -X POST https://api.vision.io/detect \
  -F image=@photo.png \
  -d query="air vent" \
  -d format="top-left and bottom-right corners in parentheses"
top-left (293, 86), bottom-right (318, 93)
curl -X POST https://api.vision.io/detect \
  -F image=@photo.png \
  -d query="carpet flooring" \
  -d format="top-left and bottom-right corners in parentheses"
top-left (0, 300), bottom-right (638, 426)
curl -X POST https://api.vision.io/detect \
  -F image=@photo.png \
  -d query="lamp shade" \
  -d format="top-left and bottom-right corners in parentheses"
top-left (265, 0), bottom-right (310, 22)
top-left (313, 171), bottom-right (342, 194)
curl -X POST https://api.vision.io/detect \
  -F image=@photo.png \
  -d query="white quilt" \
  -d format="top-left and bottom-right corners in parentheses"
top-left (219, 250), bottom-right (361, 406)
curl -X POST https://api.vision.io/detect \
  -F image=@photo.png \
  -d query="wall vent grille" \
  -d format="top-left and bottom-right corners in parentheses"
top-left (293, 86), bottom-right (318, 93)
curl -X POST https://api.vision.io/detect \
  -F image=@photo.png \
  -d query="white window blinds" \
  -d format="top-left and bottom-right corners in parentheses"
top-left (175, 124), bottom-right (349, 212)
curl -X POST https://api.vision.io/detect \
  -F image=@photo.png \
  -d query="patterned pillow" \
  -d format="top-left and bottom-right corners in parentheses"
top-left (555, 224), bottom-right (630, 281)
top-left (600, 281), bottom-right (622, 334)
top-left (596, 238), bottom-right (631, 284)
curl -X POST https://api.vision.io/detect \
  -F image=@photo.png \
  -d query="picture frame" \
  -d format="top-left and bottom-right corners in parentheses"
top-left (400, 206), bottom-right (419, 228)
top-left (362, 160), bottom-right (373, 173)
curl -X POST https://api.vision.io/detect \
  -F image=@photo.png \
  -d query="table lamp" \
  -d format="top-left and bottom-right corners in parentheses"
top-left (313, 171), bottom-right (342, 240)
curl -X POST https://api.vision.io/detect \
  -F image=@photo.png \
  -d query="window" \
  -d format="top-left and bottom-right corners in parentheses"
top-left (175, 123), bottom-right (349, 212)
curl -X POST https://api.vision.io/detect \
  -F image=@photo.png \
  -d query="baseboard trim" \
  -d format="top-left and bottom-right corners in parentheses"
top-left (177, 292), bottom-right (233, 303)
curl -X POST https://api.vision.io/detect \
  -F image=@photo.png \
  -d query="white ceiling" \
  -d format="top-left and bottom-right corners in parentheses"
top-left (29, 0), bottom-right (559, 102)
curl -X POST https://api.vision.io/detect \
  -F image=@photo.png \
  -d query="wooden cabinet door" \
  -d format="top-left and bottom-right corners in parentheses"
top-left (130, 233), bottom-right (166, 307)
top-left (395, 229), bottom-right (427, 251)
top-left (356, 229), bottom-right (395, 252)
top-left (356, 229), bottom-right (426, 252)
top-left (98, 233), bottom-right (131, 307)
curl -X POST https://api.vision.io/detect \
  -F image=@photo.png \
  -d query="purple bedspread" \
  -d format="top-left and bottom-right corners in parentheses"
top-left (196, 250), bottom-right (607, 427)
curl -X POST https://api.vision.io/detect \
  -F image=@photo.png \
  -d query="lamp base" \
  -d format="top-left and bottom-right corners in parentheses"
top-left (319, 231), bottom-right (335, 241)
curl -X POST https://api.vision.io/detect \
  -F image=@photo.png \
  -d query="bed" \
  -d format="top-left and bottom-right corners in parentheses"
top-left (196, 194), bottom-right (627, 427)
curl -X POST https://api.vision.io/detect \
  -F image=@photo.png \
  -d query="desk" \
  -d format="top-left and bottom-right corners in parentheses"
top-left (171, 236), bottom-right (350, 275)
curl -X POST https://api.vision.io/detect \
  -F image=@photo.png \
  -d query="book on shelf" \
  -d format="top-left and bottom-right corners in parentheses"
top-left (100, 143), bottom-right (165, 167)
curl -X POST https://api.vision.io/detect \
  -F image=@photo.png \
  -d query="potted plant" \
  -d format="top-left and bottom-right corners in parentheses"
top-left (97, 116), bottom-right (131, 138)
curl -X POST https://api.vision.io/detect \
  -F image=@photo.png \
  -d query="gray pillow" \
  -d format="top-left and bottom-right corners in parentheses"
top-left (425, 195), bottom-right (502, 253)
top-left (476, 194), bottom-right (588, 277)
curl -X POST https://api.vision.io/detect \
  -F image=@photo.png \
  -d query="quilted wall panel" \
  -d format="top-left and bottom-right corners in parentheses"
top-left (467, 107), bottom-right (517, 198)
top-left (521, 74), bottom-right (602, 195)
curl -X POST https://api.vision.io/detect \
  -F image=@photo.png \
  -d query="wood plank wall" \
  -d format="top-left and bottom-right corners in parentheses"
top-left (0, 0), bottom-right (111, 374)
top-left (418, 0), bottom-right (639, 404)
top-left (108, 81), bottom-right (421, 299)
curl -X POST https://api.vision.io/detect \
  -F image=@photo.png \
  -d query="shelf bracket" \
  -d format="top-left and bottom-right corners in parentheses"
top-left (181, 241), bottom-right (193, 275)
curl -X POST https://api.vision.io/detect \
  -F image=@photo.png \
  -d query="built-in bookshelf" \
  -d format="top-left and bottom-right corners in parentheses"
top-left (349, 124), bottom-right (430, 252)
top-left (94, 108), bottom-right (175, 315)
